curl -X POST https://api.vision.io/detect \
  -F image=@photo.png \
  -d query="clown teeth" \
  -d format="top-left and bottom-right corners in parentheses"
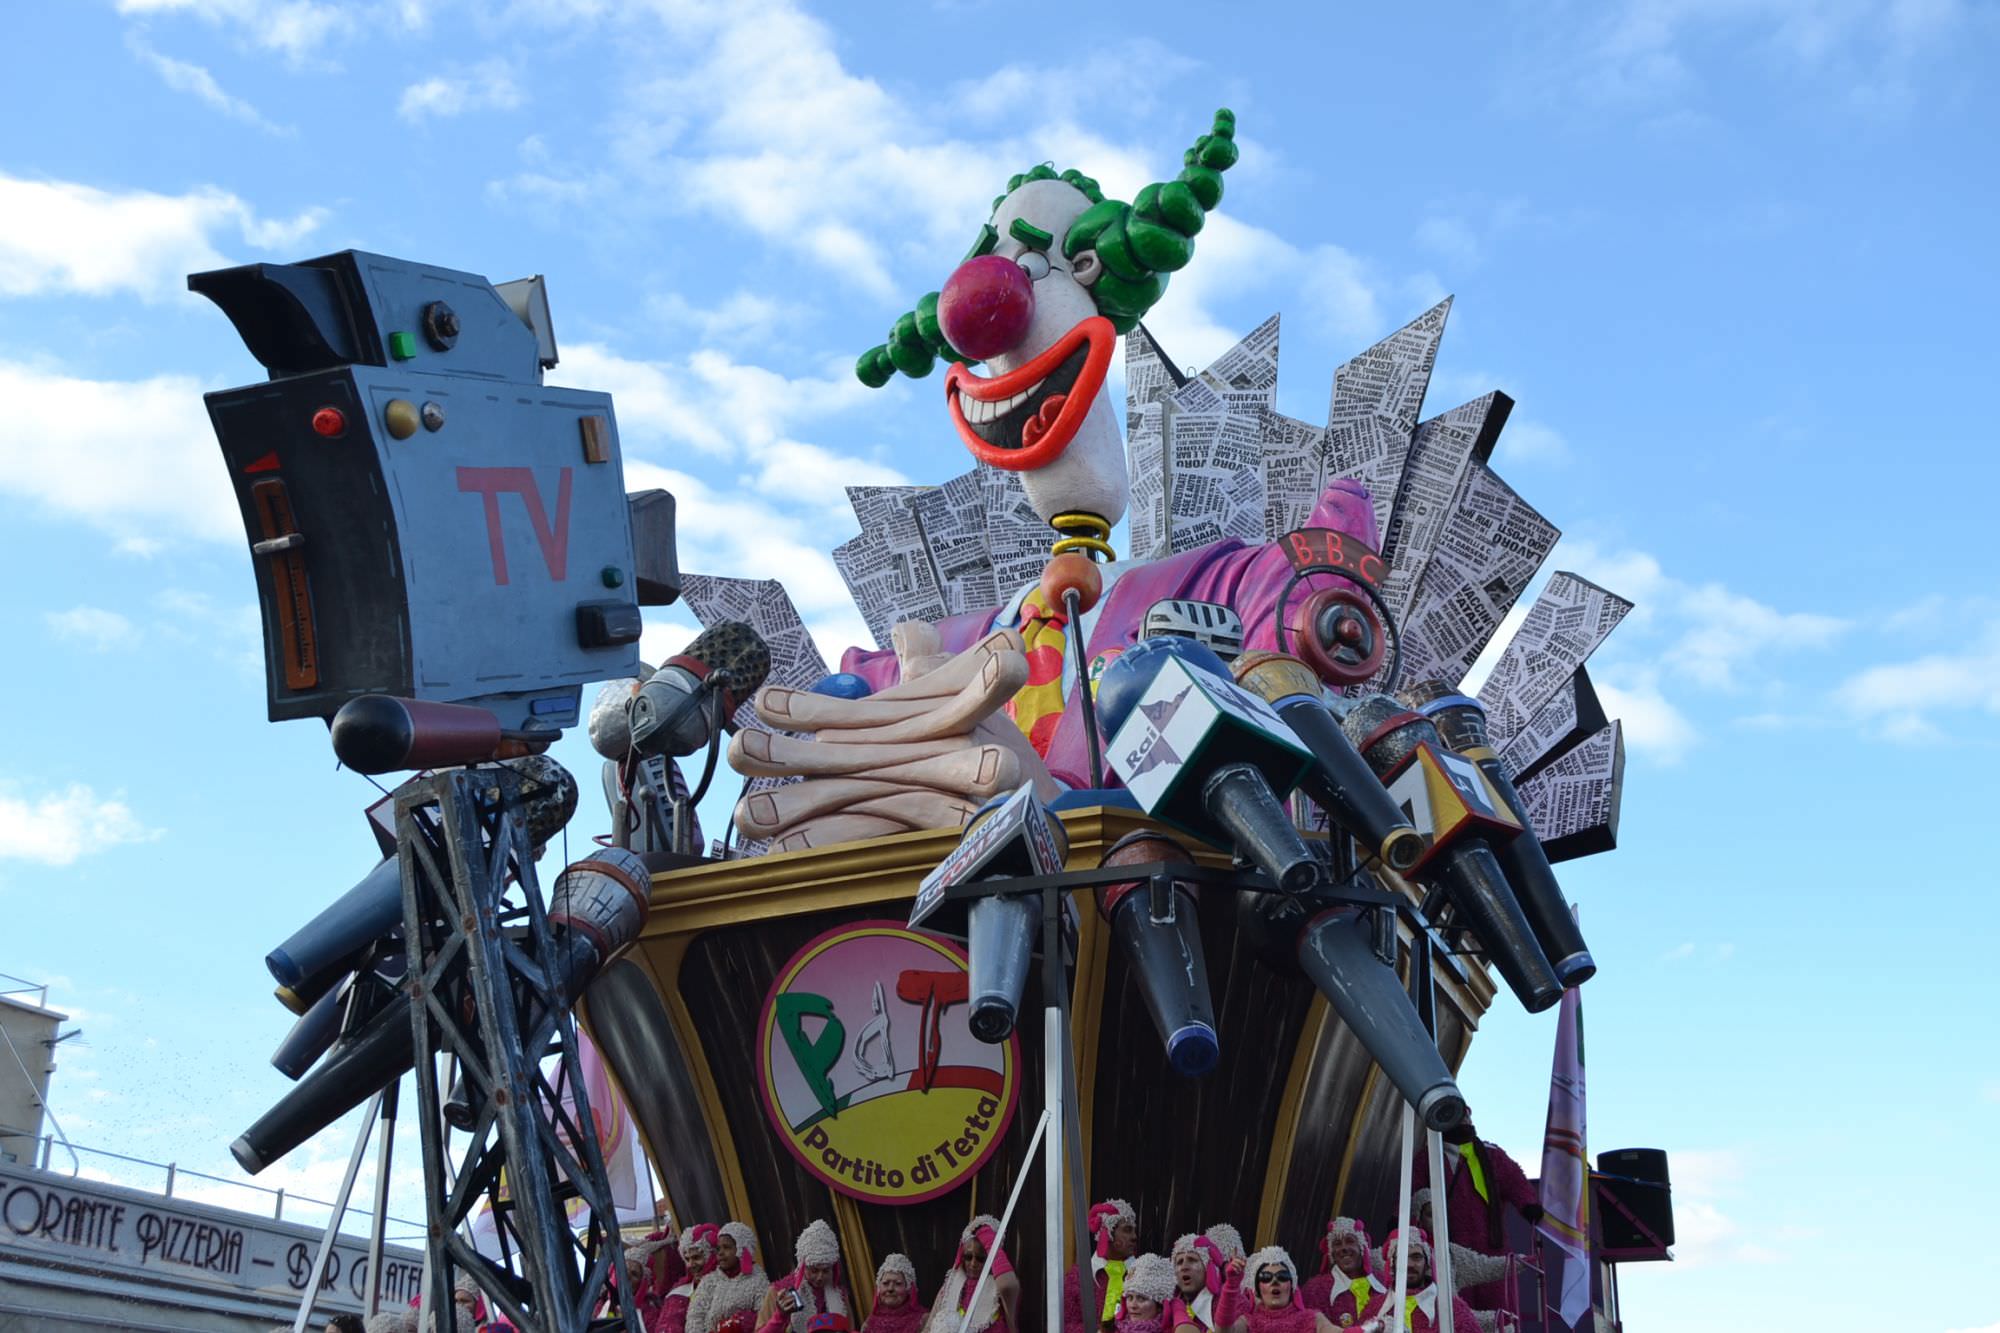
top-left (958, 385), bottom-right (1041, 424)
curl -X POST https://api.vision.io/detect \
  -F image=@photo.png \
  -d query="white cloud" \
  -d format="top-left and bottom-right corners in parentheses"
top-left (115, 0), bottom-right (352, 63)
top-left (129, 39), bottom-right (290, 133)
top-left (1663, 582), bottom-right (1847, 690)
top-left (1491, 418), bottom-right (1571, 466)
top-left (1831, 617), bottom-right (2000, 741)
top-left (1665, 1147), bottom-right (1780, 1268)
top-left (0, 782), bottom-right (160, 866)
top-left (1595, 668), bottom-right (1700, 762)
top-left (553, 341), bottom-right (900, 510)
top-left (398, 59), bottom-right (525, 121)
top-left (0, 173), bottom-right (325, 302)
top-left (0, 361), bottom-right (240, 542)
top-left (45, 607), bottom-right (141, 652)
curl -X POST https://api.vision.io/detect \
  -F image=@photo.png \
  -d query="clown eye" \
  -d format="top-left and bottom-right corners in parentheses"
top-left (1016, 251), bottom-right (1051, 281)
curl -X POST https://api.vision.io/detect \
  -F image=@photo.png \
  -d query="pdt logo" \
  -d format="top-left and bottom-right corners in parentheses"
top-left (755, 922), bottom-right (1020, 1205)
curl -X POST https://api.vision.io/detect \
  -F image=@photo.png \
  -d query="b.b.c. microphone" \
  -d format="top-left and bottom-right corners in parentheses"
top-left (1231, 651), bottom-right (1423, 873)
top-left (1399, 681), bottom-right (1595, 987)
top-left (1097, 636), bottom-right (1320, 895)
top-left (628, 621), bottom-right (771, 758)
top-left (912, 782), bottom-right (1069, 1044)
top-left (232, 846), bottom-right (650, 1174)
top-left (264, 756), bottom-right (578, 1002)
top-left (1339, 694), bottom-right (1562, 1013)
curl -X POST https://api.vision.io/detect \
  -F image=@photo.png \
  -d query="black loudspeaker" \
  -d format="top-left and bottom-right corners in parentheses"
top-left (1596, 1148), bottom-right (1674, 1251)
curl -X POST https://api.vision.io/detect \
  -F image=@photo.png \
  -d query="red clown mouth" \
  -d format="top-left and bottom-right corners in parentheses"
top-left (944, 316), bottom-right (1115, 471)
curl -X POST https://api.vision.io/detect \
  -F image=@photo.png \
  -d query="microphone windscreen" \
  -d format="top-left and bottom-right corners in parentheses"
top-left (668, 621), bottom-right (772, 716)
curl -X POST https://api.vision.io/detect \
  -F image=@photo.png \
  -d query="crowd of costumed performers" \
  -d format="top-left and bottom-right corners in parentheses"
top-left (618, 1126), bottom-right (1542, 1333)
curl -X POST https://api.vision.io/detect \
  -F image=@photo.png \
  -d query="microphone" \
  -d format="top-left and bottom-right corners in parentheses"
top-left (329, 696), bottom-right (557, 775)
top-left (1095, 832), bottom-right (1218, 1078)
top-left (1097, 636), bottom-right (1320, 895)
top-left (1339, 695), bottom-right (1563, 1013)
top-left (1140, 598), bottom-right (1246, 661)
top-left (264, 757), bottom-right (578, 1000)
top-left (1231, 651), bottom-right (1423, 873)
top-left (269, 975), bottom-right (349, 1080)
top-left (913, 783), bottom-right (1069, 1044)
top-left (629, 621), bottom-right (771, 759)
top-left (232, 846), bottom-right (650, 1174)
top-left (1399, 681), bottom-right (1595, 987)
top-left (1236, 881), bottom-right (1465, 1131)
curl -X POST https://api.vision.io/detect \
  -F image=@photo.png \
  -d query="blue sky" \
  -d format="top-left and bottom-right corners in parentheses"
top-left (3, 1), bottom-right (1997, 1329)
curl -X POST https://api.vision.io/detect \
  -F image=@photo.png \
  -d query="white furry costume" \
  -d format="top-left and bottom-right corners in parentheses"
top-left (688, 1222), bottom-right (770, 1333)
top-left (772, 1219), bottom-right (849, 1330)
top-left (1121, 1253), bottom-right (1177, 1306)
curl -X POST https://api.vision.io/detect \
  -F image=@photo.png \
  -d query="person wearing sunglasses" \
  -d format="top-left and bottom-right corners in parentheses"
top-left (1211, 1246), bottom-right (1337, 1333)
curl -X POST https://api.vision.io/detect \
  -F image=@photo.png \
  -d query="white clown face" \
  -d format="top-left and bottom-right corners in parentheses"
top-left (940, 178), bottom-right (1128, 528)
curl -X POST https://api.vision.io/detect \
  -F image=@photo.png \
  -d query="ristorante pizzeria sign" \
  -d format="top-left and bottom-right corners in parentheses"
top-left (0, 1161), bottom-right (424, 1314)
top-left (756, 922), bottom-right (1020, 1205)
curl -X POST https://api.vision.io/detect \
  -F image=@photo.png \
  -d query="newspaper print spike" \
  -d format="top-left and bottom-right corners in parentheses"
top-left (1261, 410), bottom-right (1328, 540)
top-left (1123, 326), bottom-right (1180, 562)
top-left (979, 464), bottom-right (1050, 596)
top-left (1499, 666), bottom-right (1609, 785)
top-left (1395, 462), bottom-right (1559, 688)
top-left (1322, 298), bottom-right (1451, 539)
top-left (1478, 572), bottom-right (1634, 747)
top-left (1517, 720), bottom-right (1624, 862)
top-left (1162, 316), bottom-right (1280, 554)
top-left (1376, 392), bottom-right (1513, 627)
top-left (911, 470), bottom-right (999, 616)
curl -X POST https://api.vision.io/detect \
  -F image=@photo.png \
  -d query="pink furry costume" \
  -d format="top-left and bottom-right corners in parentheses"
top-left (1063, 1199), bottom-right (1138, 1333)
top-left (1409, 1126), bottom-right (1539, 1310)
top-left (758, 1220), bottom-right (851, 1333)
top-left (687, 1222), bottom-right (769, 1333)
top-left (1299, 1217), bottom-right (1376, 1328)
top-left (654, 1225), bottom-right (719, 1333)
top-left (861, 1253), bottom-right (926, 1333)
top-left (926, 1215), bottom-right (1016, 1333)
top-left (1354, 1232), bottom-right (1480, 1333)
top-left (1212, 1246), bottom-right (1321, 1333)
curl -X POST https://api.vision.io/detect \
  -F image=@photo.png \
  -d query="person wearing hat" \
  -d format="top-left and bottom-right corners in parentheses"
top-left (1064, 1198), bottom-right (1139, 1333)
top-left (688, 1222), bottom-right (770, 1333)
top-left (759, 1219), bottom-right (852, 1333)
top-left (1165, 1234), bottom-right (1222, 1331)
top-left (862, 1253), bottom-right (927, 1333)
top-left (656, 1227), bottom-right (718, 1333)
top-left (629, 1226), bottom-right (690, 1332)
top-left (1300, 1218), bottom-right (1375, 1327)
top-left (1411, 1190), bottom-right (1512, 1321)
top-left (925, 1214), bottom-right (1020, 1333)
top-left (1352, 1231), bottom-right (1480, 1333)
top-left (1211, 1246), bottom-right (1337, 1333)
top-left (1114, 1253), bottom-right (1198, 1333)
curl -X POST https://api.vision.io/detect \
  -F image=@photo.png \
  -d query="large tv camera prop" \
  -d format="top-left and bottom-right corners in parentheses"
top-left (193, 249), bottom-right (681, 1333)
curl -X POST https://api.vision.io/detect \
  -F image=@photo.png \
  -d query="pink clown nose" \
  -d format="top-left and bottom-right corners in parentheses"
top-left (938, 255), bottom-right (1035, 361)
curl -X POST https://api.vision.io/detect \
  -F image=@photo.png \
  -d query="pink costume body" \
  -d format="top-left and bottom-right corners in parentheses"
top-left (757, 1271), bottom-right (852, 1333)
top-left (860, 1291), bottom-right (926, 1333)
top-left (840, 480), bottom-right (1381, 786)
top-left (1410, 1140), bottom-right (1537, 1308)
top-left (1353, 1285), bottom-right (1481, 1333)
top-left (1300, 1274), bottom-right (1372, 1328)
top-left (654, 1288), bottom-right (696, 1333)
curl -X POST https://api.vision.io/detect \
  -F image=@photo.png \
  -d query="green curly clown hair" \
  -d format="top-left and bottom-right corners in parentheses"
top-left (856, 107), bottom-right (1238, 387)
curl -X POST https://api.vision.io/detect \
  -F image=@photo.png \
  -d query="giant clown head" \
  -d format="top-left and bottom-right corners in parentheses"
top-left (857, 108), bottom-right (1239, 543)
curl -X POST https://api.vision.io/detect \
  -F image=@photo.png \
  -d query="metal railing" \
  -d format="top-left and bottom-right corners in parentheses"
top-left (0, 1123), bottom-right (428, 1243)
top-left (0, 971), bottom-right (51, 1010)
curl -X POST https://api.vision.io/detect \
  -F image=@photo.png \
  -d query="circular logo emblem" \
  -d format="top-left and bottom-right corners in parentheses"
top-left (756, 921), bottom-right (1019, 1205)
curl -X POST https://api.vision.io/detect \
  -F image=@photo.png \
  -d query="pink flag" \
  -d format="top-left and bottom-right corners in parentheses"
top-left (1538, 978), bottom-right (1591, 1327)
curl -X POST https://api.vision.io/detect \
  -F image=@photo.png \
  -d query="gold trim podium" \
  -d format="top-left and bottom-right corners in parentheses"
top-left (580, 808), bottom-right (1494, 1315)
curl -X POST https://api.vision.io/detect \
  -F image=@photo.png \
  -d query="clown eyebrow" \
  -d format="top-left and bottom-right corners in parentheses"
top-left (1009, 217), bottom-right (1054, 251)
top-left (964, 224), bottom-right (998, 262)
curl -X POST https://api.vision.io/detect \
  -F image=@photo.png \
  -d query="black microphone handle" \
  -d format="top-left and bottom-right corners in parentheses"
top-left (1425, 840), bottom-right (1563, 1013)
top-left (234, 931), bottom-right (606, 1174)
top-left (1201, 764), bottom-right (1319, 894)
top-left (1296, 908), bottom-right (1466, 1132)
top-left (966, 892), bottom-right (1039, 1044)
top-left (1274, 697), bottom-right (1423, 872)
top-left (1474, 756), bottom-right (1595, 986)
